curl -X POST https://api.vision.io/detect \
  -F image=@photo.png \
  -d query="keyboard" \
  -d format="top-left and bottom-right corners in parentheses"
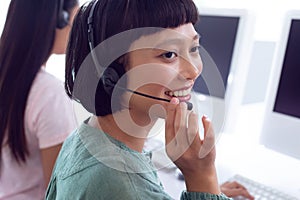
top-left (229, 174), bottom-right (299, 200)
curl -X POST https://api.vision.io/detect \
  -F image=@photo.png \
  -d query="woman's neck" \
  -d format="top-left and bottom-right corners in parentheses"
top-left (88, 111), bottom-right (156, 152)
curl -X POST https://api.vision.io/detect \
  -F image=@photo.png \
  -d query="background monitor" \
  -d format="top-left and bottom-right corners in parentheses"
top-left (191, 7), bottom-right (254, 134)
top-left (193, 14), bottom-right (239, 99)
top-left (260, 11), bottom-right (300, 160)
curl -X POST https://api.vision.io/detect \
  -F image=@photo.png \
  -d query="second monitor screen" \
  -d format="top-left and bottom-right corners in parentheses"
top-left (193, 15), bottom-right (239, 99)
top-left (274, 19), bottom-right (300, 119)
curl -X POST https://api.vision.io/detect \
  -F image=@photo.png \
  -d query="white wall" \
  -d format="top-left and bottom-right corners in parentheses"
top-left (0, 0), bottom-right (10, 33)
top-left (195, 0), bottom-right (300, 41)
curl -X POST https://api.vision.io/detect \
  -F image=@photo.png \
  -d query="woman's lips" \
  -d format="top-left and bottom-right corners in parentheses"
top-left (164, 87), bottom-right (192, 102)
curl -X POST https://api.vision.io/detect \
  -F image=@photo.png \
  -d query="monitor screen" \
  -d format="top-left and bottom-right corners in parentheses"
top-left (189, 9), bottom-right (254, 134)
top-left (260, 12), bottom-right (300, 160)
top-left (273, 19), bottom-right (300, 119)
top-left (193, 15), bottom-right (239, 99)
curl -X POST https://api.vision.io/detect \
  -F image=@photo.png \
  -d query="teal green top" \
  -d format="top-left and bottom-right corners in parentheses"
top-left (46, 122), bottom-right (231, 200)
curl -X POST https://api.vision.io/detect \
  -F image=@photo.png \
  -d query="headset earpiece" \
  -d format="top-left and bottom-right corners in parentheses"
top-left (57, 0), bottom-right (69, 29)
top-left (101, 62), bottom-right (126, 95)
top-left (101, 67), bottom-right (120, 95)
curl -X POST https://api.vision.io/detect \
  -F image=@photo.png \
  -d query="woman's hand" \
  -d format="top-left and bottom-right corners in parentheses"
top-left (165, 98), bottom-right (220, 194)
top-left (221, 181), bottom-right (254, 199)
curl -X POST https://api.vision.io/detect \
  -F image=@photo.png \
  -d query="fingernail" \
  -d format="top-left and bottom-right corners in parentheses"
top-left (170, 97), bottom-right (179, 104)
top-left (203, 115), bottom-right (210, 120)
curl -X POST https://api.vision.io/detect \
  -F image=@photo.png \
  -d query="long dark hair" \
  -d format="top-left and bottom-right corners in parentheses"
top-left (0, 0), bottom-right (77, 165)
top-left (66, 0), bottom-right (199, 116)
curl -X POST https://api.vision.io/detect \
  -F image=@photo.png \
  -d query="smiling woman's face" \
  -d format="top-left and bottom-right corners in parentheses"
top-left (121, 23), bottom-right (203, 122)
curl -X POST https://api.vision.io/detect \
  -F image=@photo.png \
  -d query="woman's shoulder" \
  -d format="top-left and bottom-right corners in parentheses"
top-left (52, 124), bottom-right (133, 181)
top-left (27, 69), bottom-right (67, 108)
top-left (25, 68), bottom-right (75, 134)
top-left (47, 124), bottom-right (173, 199)
top-left (32, 68), bottom-right (64, 92)
top-left (52, 130), bottom-right (99, 178)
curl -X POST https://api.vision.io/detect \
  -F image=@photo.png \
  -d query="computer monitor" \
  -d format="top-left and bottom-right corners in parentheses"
top-left (191, 7), bottom-right (254, 134)
top-left (260, 11), bottom-right (300, 160)
top-left (193, 14), bottom-right (238, 99)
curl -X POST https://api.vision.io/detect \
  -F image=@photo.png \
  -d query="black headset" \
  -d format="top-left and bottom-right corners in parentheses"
top-left (57, 0), bottom-right (70, 29)
top-left (87, 0), bottom-right (125, 95)
top-left (87, 0), bottom-right (98, 51)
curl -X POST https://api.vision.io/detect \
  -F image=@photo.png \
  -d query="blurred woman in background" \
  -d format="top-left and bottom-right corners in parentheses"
top-left (0, 0), bottom-right (78, 199)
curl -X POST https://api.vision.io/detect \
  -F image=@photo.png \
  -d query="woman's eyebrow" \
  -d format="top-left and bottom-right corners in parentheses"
top-left (154, 33), bottom-right (200, 49)
top-left (193, 33), bottom-right (200, 41)
top-left (154, 38), bottom-right (183, 49)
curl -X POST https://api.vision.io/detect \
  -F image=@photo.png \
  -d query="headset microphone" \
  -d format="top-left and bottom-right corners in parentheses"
top-left (125, 89), bottom-right (193, 111)
top-left (101, 67), bottom-right (193, 110)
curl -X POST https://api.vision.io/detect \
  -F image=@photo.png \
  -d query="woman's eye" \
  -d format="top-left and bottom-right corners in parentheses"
top-left (191, 46), bottom-right (201, 53)
top-left (161, 51), bottom-right (177, 59)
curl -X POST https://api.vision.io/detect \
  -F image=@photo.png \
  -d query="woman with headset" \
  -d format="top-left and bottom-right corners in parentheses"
top-left (0, 0), bottom-right (79, 199)
top-left (46, 0), bottom-right (253, 199)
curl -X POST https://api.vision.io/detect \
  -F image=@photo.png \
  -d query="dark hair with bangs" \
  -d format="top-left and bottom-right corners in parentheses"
top-left (66, 0), bottom-right (199, 116)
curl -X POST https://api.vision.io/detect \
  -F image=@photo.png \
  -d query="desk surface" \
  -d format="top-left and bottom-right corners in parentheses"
top-left (155, 134), bottom-right (300, 199)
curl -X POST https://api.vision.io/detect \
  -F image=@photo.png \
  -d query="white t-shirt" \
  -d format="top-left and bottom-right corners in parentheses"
top-left (0, 68), bottom-right (78, 200)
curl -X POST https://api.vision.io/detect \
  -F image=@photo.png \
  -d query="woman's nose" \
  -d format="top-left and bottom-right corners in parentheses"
top-left (178, 55), bottom-right (202, 80)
